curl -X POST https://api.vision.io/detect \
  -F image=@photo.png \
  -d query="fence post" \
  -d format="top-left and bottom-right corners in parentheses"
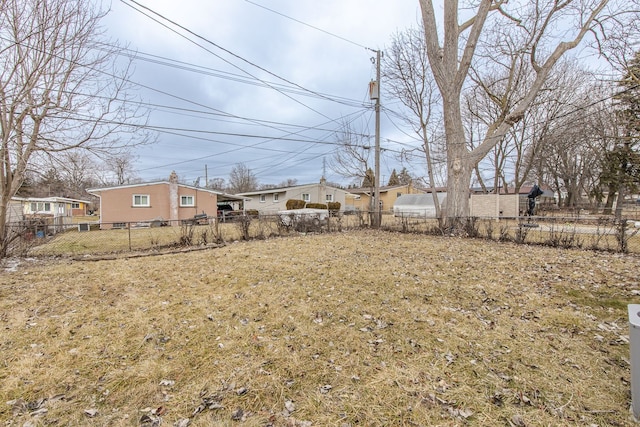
top-left (618, 219), bottom-right (629, 253)
top-left (629, 304), bottom-right (640, 421)
top-left (128, 222), bottom-right (132, 252)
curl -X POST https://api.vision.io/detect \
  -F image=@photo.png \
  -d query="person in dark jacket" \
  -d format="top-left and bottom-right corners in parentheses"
top-left (527, 185), bottom-right (544, 216)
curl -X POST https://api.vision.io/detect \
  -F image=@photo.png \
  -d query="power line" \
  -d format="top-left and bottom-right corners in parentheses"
top-left (244, 0), bottom-right (371, 51)
top-left (120, 0), bottom-right (350, 122)
top-left (105, 44), bottom-right (366, 108)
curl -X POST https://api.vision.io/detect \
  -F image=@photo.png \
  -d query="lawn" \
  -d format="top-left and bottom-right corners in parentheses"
top-left (0, 230), bottom-right (637, 426)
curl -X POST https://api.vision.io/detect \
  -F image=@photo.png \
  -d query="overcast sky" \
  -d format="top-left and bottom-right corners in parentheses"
top-left (103, 0), bottom-right (423, 187)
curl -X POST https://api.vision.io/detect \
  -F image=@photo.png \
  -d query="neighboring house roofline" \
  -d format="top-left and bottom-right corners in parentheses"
top-left (237, 183), bottom-right (352, 197)
top-left (349, 184), bottom-right (432, 195)
top-left (87, 182), bottom-right (247, 202)
top-left (21, 196), bottom-right (92, 204)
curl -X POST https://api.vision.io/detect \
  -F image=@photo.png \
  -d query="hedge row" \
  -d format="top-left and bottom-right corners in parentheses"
top-left (285, 199), bottom-right (342, 211)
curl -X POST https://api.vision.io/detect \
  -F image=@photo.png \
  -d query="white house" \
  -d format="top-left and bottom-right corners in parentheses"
top-left (237, 179), bottom-right (355, 213)
top-left (21, 196), bottom-right (91, 219)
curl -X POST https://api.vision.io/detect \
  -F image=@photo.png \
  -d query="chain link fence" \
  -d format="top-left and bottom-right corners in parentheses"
top-left (6, 210), bottom-right (640, 257)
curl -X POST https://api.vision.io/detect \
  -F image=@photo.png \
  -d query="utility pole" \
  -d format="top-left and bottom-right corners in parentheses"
top-left (369, 49), bottom-right (382, 228)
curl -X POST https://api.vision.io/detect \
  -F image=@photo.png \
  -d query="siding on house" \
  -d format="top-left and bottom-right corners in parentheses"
top-left (88, 173), bottom-right (234, 228)
top-left (93, 185), bottom-right (218, 226)
top-left (238, 181), bottom-right (353, 213)
top-left (21, 197), bottom-right (91, 218)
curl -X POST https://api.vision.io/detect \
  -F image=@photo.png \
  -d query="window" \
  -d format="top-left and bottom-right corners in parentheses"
top-left (133, 194), bottom-right (150, 207)
top-left (71, 203), bottom-right (80, 209)
top-left (273, 194), bottom-right (279, 202)
top-left (302, 193), bottom-right (310, 202)
top-left (259, 194), bottom-right (266, 203)
top-left (30, 202), bottom-right (51, 212)
top-left (397, 192), bottom-right (402, 197)
top-left (325, 194), bottom-right (333, 202)
top-left (180, 195), bottom-right (195, 207)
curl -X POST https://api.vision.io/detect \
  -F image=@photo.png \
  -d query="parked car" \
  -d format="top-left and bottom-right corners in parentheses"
top-left (217, 204), bottom-right (234, 217)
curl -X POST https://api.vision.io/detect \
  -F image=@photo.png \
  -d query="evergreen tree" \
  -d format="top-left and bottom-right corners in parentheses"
top-left (387, 169), bottom-right (400, 186)
top-left (361, 168), bottom-right (375, 188)
top-left (397, 167), bottom-right (413, 186)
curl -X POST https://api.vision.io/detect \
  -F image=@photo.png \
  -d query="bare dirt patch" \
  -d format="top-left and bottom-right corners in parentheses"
top-left (0, 230), bottom-right (637, 426)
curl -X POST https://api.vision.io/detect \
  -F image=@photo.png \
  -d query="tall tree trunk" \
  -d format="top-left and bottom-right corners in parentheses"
top-left (603, 183), bottom-right (617, 215)
top-left (419, 0), bottom-right (613, 227)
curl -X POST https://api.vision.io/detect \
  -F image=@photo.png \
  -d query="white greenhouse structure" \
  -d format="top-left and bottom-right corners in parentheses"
top-left (393, 193), bottom-right (446, 218)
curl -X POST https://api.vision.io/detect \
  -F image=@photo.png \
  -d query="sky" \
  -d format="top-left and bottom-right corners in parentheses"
top-left (102, 0), bottom-right (424, 187)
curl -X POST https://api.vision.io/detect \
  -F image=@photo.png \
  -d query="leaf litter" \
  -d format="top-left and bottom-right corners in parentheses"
top-left (0, 229), bottom-right (637, 425)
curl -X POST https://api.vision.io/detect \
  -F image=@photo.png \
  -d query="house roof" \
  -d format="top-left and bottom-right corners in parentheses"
top-left (348, 184), bottom-right (434, 195)
top-left (87, 181), bottom-right (247, 202)
top-left (15, 196), bottom-right (92, 204)
top-left (472, 185), bottom-right (554, 198)
top-left (237, 182), bottom-right (353, 197)
top-left (394, 193), bottom-right (447, 207)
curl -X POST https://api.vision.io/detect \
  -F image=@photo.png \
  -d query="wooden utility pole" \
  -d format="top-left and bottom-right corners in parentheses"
top-left (372, 50), bottom-right (382, 228)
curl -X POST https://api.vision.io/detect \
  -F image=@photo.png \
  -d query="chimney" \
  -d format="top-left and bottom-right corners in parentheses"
top-left (169, 171), bottom-right (179, 221)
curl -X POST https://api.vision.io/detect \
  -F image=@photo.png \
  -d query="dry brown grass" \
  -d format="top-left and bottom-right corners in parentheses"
top-left (0, 230), bottom-right (637, 426)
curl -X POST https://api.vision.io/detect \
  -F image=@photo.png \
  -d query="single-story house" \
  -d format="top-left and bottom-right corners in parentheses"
top-left (4, 195), bottom-right (92, 233)
top-left (237, 178), bottom-right (355, 214)
top-left (87, 171), bottom-right (245, 229)
top-left (20, 196), bottom-right (92, 218)
top-left (348, 184), bottom-right (429, 212)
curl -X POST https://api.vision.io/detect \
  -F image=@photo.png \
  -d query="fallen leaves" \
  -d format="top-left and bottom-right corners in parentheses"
top-left (1, 230), bottom-right (636, 425)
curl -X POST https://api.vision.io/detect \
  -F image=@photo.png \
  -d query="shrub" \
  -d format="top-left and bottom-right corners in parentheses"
top-left (327, 202), bottom-right (341, 212)
top-left (306, 203), bottom-right (327, 209)
top-left (286, 199), bottom-right (306, 210)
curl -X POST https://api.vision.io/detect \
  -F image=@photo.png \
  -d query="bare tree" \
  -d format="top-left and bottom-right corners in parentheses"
top-left (228, 163), bottom-right (258, 194)
top-left (537, 111), bottom-right (602, 207)
top-left (103, 152), bottom-right (139, 186)
top-left (598, 51), bottom-right (640, 215)
top-left (53, 151), bottom-right (99, 197)
top-left (383, 25), bottom-right (444, 217)
top-left (466, 58), bottom-right (599, 195)
top-left (208, 177), bottom-right (226, 191)
top-left (0, 0), bottom-right (150, 255)
top-left (330, 122), bottom-right (373, 185)
top-left (330, 121), bottom-right (377, 213)
top-left (260, 178), bottom-right (298, 190)
top-left (418, 0), bottom-right (637, 225)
